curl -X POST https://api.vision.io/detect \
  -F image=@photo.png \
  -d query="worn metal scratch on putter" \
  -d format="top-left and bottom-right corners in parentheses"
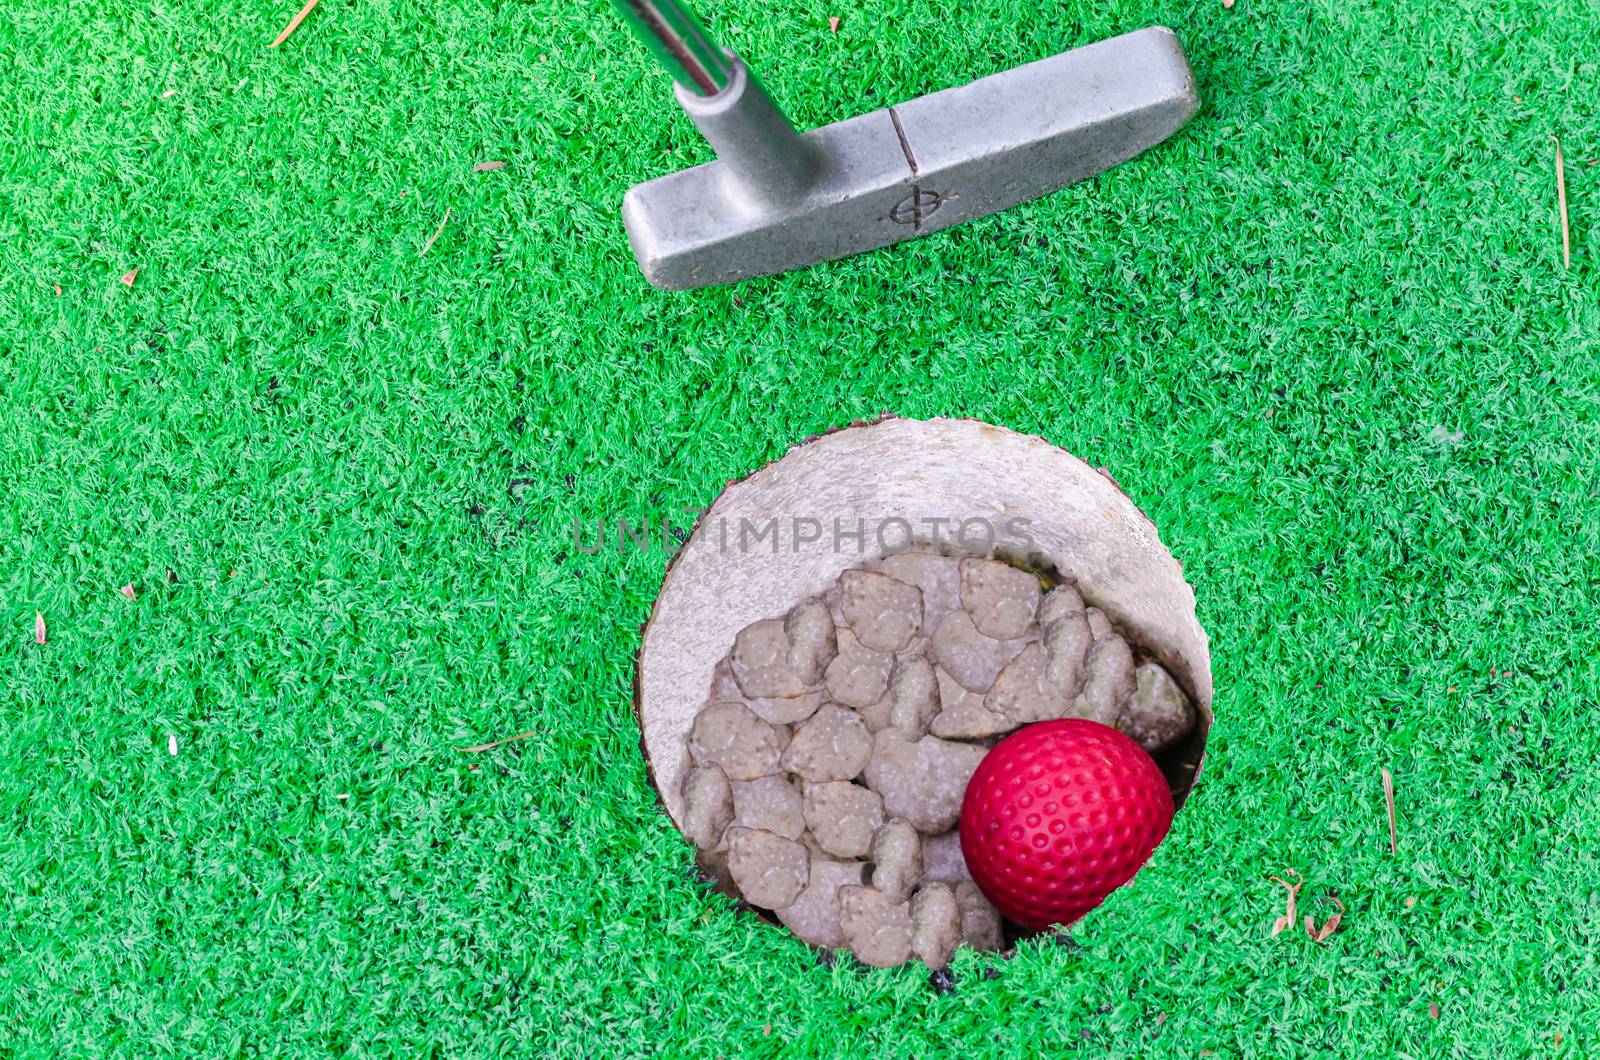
top-left (610, 0), bottom-right (1200, 290)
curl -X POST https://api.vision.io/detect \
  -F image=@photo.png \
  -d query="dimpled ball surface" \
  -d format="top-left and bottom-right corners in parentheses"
top-left (960, 720), bottom-right (1174, 930)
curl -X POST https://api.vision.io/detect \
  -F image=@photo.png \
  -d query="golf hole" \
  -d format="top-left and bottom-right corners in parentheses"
top-left (635, 417), bottom-right (1212, 967)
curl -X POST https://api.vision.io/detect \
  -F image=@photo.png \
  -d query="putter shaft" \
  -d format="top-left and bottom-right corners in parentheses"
top-left (611, 0), bottom-right (731, 96)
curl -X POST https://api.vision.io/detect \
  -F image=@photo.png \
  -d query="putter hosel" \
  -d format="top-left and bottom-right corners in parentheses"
top-left (674, 56), bottom-right (826, 206)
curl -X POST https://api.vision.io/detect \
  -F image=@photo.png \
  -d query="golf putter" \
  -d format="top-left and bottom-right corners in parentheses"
top-left (613, 0), bottom-right (1199, 290)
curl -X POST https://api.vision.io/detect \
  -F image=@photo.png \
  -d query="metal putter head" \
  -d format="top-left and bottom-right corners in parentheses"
top-left (613, 1), bottom-right (1200, 291)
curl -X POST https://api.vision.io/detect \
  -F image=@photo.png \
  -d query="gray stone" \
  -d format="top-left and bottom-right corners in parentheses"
top-left (1086, 607), bottom-right (1113, 641)
top-left (1118, 661), bottom-right (1196, 752)
top-left (930, 667), bottom-right (1016, 739)
top-left (1037, 583), bottom-right (1086, 628)
top-left (709, 658), bottom-right (743, 704)
top-left (743, 690), bottom-right (824, 726)
top-left (1076, 634), bottom-right (1136, 724)
top-left (985, 642), bottom-right (1073, 724)
top-left (776, 856), bottom-right (866, 950)
top-left (781, 703), bottom-right (872, 782)
top-left (840, 569), bottom-right (923, 652)
top-left (688, 701), bottom-right (788, 781)
top-left (838, 885), bottom-right (914, 968)
top-left (681, 765), bottom-right (734, 851)
top-left (887, 657), bottom-right (940, 738)
top-left (798, 832), bottom-right (832, 860)
top-left (956, 881), bottom-right (1005, 952)
top-left (959, 558), bottom-right (1042, 640)
top-left (726, 826), bottom-right (810, 909)
top-left (878, 550), bottom-right (962, 635)
top-left (731, 774), bottom-right (805, 839)
top-left (861, 727), bottom-right (989, 833)
top-left (920, 830), bottom-right (972, 884)
top-left (823, 627), bottom-right (893, 709)
top-left (820, 583), bottom-right (847, 629)
top-left (929, 611), bottom-right (1028, 693)
top-left (896, 635), bottom-right (931, 664)
top-left (870, 818), bottom-right (924, 903)
top-left (856, 692), bottom-right (894, 733)
top-left (785, 599), bottom-right (837, 685)
top-left (1043, 610), bottom-right (1093, 697)
top-left (801, 781), bottom-right (884, 858)
top-left (712, 656), bottom-right (825, 725)
top-left (911, 883), bottom-right (963, 969)
top-left (730, 619), bottom-right (810, 699)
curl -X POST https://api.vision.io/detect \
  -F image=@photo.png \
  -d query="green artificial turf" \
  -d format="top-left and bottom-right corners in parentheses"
top-left (3, 0), bottom-right (1599, 1053)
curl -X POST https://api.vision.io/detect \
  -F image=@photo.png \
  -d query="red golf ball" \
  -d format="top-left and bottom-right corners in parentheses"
top-left (960, 719), bottom-right (1175, 930)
